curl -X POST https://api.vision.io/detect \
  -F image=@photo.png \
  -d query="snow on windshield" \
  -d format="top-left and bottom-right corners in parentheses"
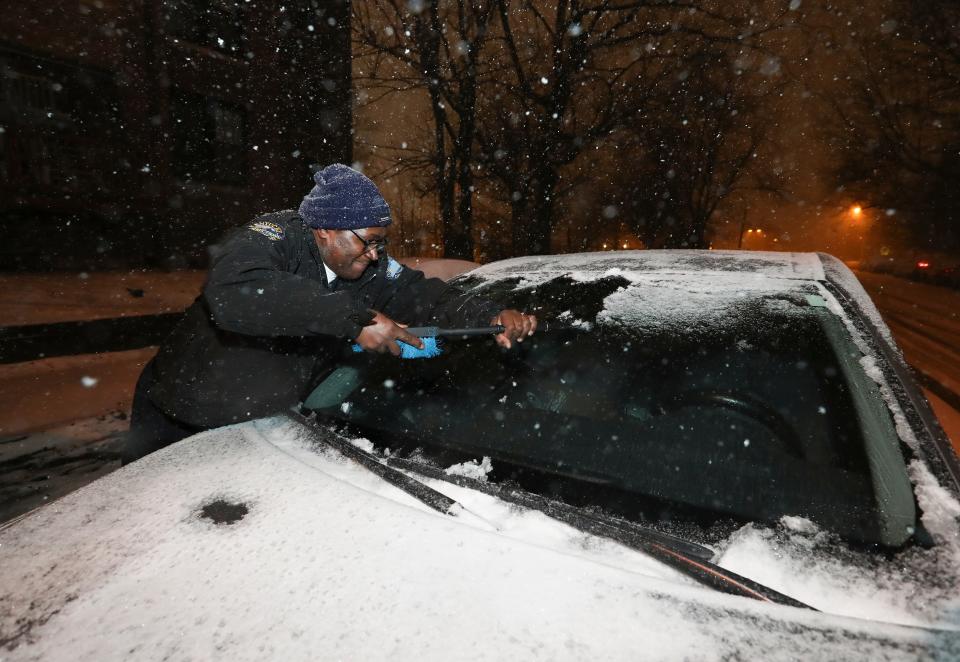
top-left (715, 514), bottom-right (960, 629)
top-left (468, 250), bottom-right (823, 335)
top-left (595, 272), bottom-right (812, 334)
top-left (467, 249), bottom-right (960, 630)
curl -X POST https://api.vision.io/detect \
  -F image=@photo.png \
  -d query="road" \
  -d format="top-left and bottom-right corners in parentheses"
top-left (855, 271), bottom-right (960, 452)
top-left (0, 270), bottom-right (204, 523)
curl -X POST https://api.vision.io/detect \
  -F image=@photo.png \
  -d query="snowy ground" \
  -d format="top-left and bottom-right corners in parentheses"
top-left (0, 270), bottom-right (204, 433)
top-left (0, 270), bottom-right (205, 325)
top-left (855, 270), bottom-right (960, 454)
top-left (0, 271), bottom-right (204, 522)
top-left (0, 267), bottom-right (958, 524)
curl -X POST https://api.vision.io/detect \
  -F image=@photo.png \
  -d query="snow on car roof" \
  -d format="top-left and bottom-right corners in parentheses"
top-left (466, 250), bottom-right (900, 353)
top-left (465, 250), bottom-right (829, 336)
top-left (469, 250), bottom-right (826, 282)
top-left (1, 417), bottom-right (957, 661)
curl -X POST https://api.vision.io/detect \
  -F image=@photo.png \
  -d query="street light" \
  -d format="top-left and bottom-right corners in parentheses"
top-left (738, 226), bottom-right (763, 248)
top-left (851, 205), bottom-right (862, 218)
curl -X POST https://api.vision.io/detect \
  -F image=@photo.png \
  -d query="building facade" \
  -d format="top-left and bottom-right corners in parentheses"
top-left (0, 0), bottom-right (351, 269)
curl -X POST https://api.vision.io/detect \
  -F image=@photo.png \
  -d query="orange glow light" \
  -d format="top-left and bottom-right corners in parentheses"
top-left (852, 206), bottom-right (862, 217)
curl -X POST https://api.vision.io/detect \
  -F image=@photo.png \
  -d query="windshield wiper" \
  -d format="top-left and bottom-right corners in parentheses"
top-left (384, 455), bottom-right (815, 610)
top-left (290, 410), bottom-right (815, 610)
top-left (387, 454), bottom-right (714, 561)
top-left (287, 410), bottom-right (484, 521)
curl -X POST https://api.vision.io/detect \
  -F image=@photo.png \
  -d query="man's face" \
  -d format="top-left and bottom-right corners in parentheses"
top-left (313, 226), bottom-right (388, 280)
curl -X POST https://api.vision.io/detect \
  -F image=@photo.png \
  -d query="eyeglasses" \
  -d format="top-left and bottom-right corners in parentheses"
top-left (348, 229), bottom-right (388, 256)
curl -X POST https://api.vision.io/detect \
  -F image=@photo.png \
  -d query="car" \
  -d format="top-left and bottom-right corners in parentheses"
top-left (931, 265), bottom-right (960, 289)
top-left (2, 250), bottom-right (959, 660)
top-left (864, 249), bottom-right (960, 290)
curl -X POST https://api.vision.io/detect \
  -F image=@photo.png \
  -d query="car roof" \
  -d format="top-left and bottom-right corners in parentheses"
top-left (464, 249), bottom-right (903, 374)
top-left (468, 250), bottom-right (828, 282)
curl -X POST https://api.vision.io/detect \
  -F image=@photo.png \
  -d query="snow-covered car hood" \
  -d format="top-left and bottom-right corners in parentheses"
top-left (2, 417), bottom-right (958, 661)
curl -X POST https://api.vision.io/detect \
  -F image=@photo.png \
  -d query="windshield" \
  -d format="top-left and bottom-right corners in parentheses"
top-left (305, 277), bottom-right (915, 547)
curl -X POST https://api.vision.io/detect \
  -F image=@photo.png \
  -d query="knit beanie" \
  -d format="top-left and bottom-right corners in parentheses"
top-left (298, 164), bottom-right (392, 229)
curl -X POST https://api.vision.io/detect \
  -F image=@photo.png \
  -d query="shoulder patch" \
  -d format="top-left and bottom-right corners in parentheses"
top-left (248, 221), bottom-right (285, 241)
top-left (386, 257), bottom-right (404, 280)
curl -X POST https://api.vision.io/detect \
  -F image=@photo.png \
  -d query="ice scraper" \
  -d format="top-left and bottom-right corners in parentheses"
top-left (351, 324), bottom-right (507, 358)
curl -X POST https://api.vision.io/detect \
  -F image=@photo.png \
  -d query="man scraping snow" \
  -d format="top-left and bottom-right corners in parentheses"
top-left (124, 164), bottom-right (536, 463)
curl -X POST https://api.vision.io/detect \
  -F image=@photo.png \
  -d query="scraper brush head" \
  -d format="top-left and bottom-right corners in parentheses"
top-left (352, 336), bottom-right (443, 359)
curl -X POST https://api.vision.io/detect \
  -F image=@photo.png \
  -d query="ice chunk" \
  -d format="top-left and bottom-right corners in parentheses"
top-left (445, 456), bottom-right (493, 481)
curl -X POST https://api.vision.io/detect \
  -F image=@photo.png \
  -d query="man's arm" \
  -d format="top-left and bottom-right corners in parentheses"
top-left (204, 227), bottom-right (372, 339)
top-left (374, 258), bottom-right (536, 346)
top-left (374, 259), bottom-right (499, 327)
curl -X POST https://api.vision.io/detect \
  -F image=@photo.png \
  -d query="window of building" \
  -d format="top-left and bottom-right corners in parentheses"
top-left (171, 89), bottom-right (246, 185)
top-left (164, 0), bottom-right (244, 56)
top-left (0, 48), bottom-right (120, 189)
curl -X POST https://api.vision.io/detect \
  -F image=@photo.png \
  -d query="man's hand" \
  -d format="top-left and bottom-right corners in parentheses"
top-left (355, 311), bottom-right (424, 356)
top-left (492, 309), bottom-right (538, 349)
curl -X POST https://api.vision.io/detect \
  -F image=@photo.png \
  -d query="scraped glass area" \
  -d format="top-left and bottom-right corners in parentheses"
top-left (306, 278), bottom-right (915, 546)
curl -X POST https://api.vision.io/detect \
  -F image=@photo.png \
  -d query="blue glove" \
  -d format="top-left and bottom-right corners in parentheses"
top-left (352, 336), bottom-right (443, 359)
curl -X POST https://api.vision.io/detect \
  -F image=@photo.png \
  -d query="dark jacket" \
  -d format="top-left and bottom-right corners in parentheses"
top-left (149, 210), bottom-right (499, 428)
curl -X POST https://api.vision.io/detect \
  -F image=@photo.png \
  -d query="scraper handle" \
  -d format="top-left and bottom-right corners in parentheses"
top-left (405, 325), bottom-right (506, 338)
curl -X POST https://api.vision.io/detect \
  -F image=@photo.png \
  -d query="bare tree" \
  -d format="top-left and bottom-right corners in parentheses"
top-left (611, 48), bottom-right (785, 248)
top-left (474, 0), bottom-right (783, 254)
top-left (356, 0), bottom-right (785, 258)
top-left (821, 0), bottom-right (960, 250)
top-left (353, 0), bottom-right (495, 259)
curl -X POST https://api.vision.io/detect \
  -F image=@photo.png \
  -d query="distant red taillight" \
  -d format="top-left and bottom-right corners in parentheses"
top-left (917, 261), bottom-right (930, 269)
